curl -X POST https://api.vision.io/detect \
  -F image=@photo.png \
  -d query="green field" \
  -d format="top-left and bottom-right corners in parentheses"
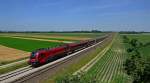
top-left (79, 34), bottom-right (130, 83)
top-left (124, 34), bottom-right (150, 44)
top-left (139, 45), bottom-right (150, 59)
top-left (0, 36), bottom-right (63, 52)
top-left (124, 34), bottom-right (150, 60)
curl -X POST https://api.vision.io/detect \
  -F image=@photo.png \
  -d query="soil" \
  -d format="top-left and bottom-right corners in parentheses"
top-left (0, 45), bottom-right (30, 62)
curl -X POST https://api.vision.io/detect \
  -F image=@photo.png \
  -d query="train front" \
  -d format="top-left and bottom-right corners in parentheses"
top-left (28, 51), bottom-right (40, 67)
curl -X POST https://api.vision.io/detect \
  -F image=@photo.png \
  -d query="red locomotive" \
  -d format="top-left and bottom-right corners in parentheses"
top-left (28, 36), bottom-right (107, 67)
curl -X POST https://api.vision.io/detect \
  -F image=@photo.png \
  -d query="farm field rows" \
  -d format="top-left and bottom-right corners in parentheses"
top-left (83, 34), bottom-right (130, 83)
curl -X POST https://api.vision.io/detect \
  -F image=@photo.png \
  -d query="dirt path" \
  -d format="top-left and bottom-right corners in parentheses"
top-left (0, 45), bottom-right (30, 62)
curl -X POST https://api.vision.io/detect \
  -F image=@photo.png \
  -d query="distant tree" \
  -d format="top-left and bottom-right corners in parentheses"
top-left (91, 30), bottom-right (102, 33)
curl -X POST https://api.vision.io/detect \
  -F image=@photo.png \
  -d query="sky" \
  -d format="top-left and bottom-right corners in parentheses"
top-left (0, 0), bottom-right (150, 31)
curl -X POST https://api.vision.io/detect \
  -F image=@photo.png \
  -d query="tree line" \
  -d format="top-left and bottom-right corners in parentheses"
top-left (123, 35), bottom-right (150, 83)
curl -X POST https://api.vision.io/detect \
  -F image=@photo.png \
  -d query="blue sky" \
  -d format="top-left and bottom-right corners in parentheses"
top-left (0, 0), bottom-right (150, 31)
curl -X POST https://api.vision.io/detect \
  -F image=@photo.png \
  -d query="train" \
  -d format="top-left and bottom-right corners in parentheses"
top-left (28, 36), bottom-right (107, 67)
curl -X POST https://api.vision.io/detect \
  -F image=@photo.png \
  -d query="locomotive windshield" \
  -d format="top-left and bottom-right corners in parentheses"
top-left (30, 52), bottom-right (36, 59)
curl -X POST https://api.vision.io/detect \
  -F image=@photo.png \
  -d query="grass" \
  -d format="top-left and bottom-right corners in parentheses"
top-left (139, 45), bottom-right (150, 60)
top-left (44, 34), bottom-right (113, 83)
top-left (123, 34), bottom-right (150, 44)
top-left (0, 36), bottom-right (63, 52)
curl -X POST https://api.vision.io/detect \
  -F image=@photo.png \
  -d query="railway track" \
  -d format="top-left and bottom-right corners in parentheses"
top-left (0, 66), bottom-right (32, 82)
top-left (0, 35), bottom-right (111, 83)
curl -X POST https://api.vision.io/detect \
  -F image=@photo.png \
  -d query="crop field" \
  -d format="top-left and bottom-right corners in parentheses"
top-left (0, 33), bottom-right (105, 63)
top-left (0, 45), bottom-right (30, 62)
top-left (0, 36), bottom-right (63, 52)
top-left (0, 33), bottom-right (105, 52)
top-left (74, 34), bottom-right (130, 83)
top-left (0, 36), bottom-right (63, 65)
top-left (123, 34), bottom-right (150, 44)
